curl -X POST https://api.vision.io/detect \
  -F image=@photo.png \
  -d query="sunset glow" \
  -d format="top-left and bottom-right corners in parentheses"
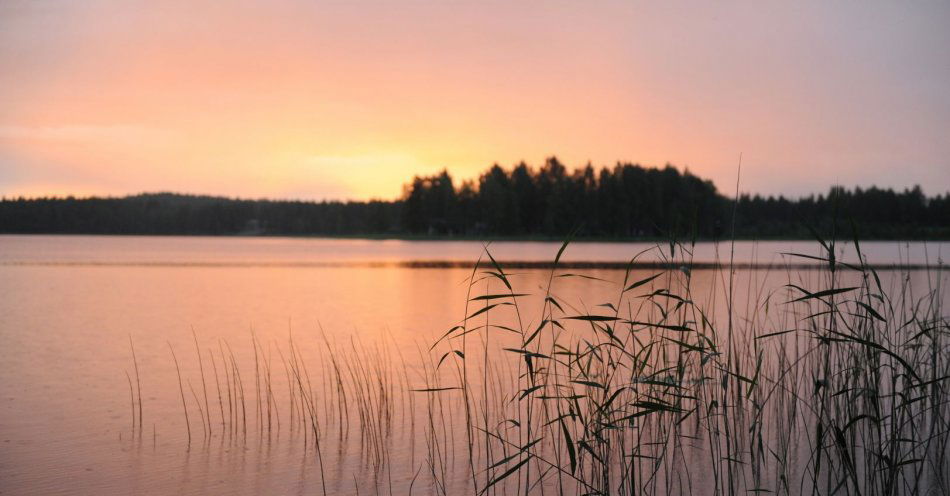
top-left (1, 1), bottom-right (948, 200)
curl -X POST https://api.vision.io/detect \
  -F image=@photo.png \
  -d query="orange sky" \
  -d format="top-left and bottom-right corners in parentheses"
top-left (1, 1), bottom-right (948, 200)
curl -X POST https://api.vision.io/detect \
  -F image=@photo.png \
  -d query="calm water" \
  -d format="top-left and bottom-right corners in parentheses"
top-left (1, 235), bottom-right (945, 266)
top-left (0, 235), bottom-right (947, 495)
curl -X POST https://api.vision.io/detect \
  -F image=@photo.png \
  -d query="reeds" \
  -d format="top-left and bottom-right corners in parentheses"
top-left (419, 234), bottom-right (948, 495)
top-left (134, 235), bottom-right (947, 495)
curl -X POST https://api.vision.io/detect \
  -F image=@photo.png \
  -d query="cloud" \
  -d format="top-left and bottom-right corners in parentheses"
top-left (0, 124), bottom-right (170, 146)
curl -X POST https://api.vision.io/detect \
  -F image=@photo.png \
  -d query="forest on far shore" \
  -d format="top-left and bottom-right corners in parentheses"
top-left (2, 157), bottom-right (948, 240)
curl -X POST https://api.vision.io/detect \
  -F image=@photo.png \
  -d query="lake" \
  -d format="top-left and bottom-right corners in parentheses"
top-left (0, 235), bottom-right (947, 495)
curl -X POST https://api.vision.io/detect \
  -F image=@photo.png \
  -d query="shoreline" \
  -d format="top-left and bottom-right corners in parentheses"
top-left (2, 232), bottom-right (950, 243)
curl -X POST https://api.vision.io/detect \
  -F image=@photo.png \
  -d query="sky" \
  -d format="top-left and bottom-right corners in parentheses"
top-left (1, 0), bottom-right (948, 200)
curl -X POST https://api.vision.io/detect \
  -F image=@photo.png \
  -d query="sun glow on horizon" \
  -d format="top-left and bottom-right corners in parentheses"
top-left (1, 1), bottom-right (948, 200)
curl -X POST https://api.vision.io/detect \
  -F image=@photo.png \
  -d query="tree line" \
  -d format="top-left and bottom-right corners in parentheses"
top-left (1, 157), bottom-right (948, 239)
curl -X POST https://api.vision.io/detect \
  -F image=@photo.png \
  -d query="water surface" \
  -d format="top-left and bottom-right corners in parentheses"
top-left (0, 235), bottom-right (946, 495)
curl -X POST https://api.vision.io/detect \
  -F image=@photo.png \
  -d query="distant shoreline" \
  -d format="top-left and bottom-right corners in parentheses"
top-left (2, 232), bottom-right (950, 242)
top-left (3, 169), bottom-right (949, 242)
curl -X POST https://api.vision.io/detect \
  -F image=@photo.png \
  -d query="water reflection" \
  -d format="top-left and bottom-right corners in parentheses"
top-left (0, 235), bottom-right (946, 494)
